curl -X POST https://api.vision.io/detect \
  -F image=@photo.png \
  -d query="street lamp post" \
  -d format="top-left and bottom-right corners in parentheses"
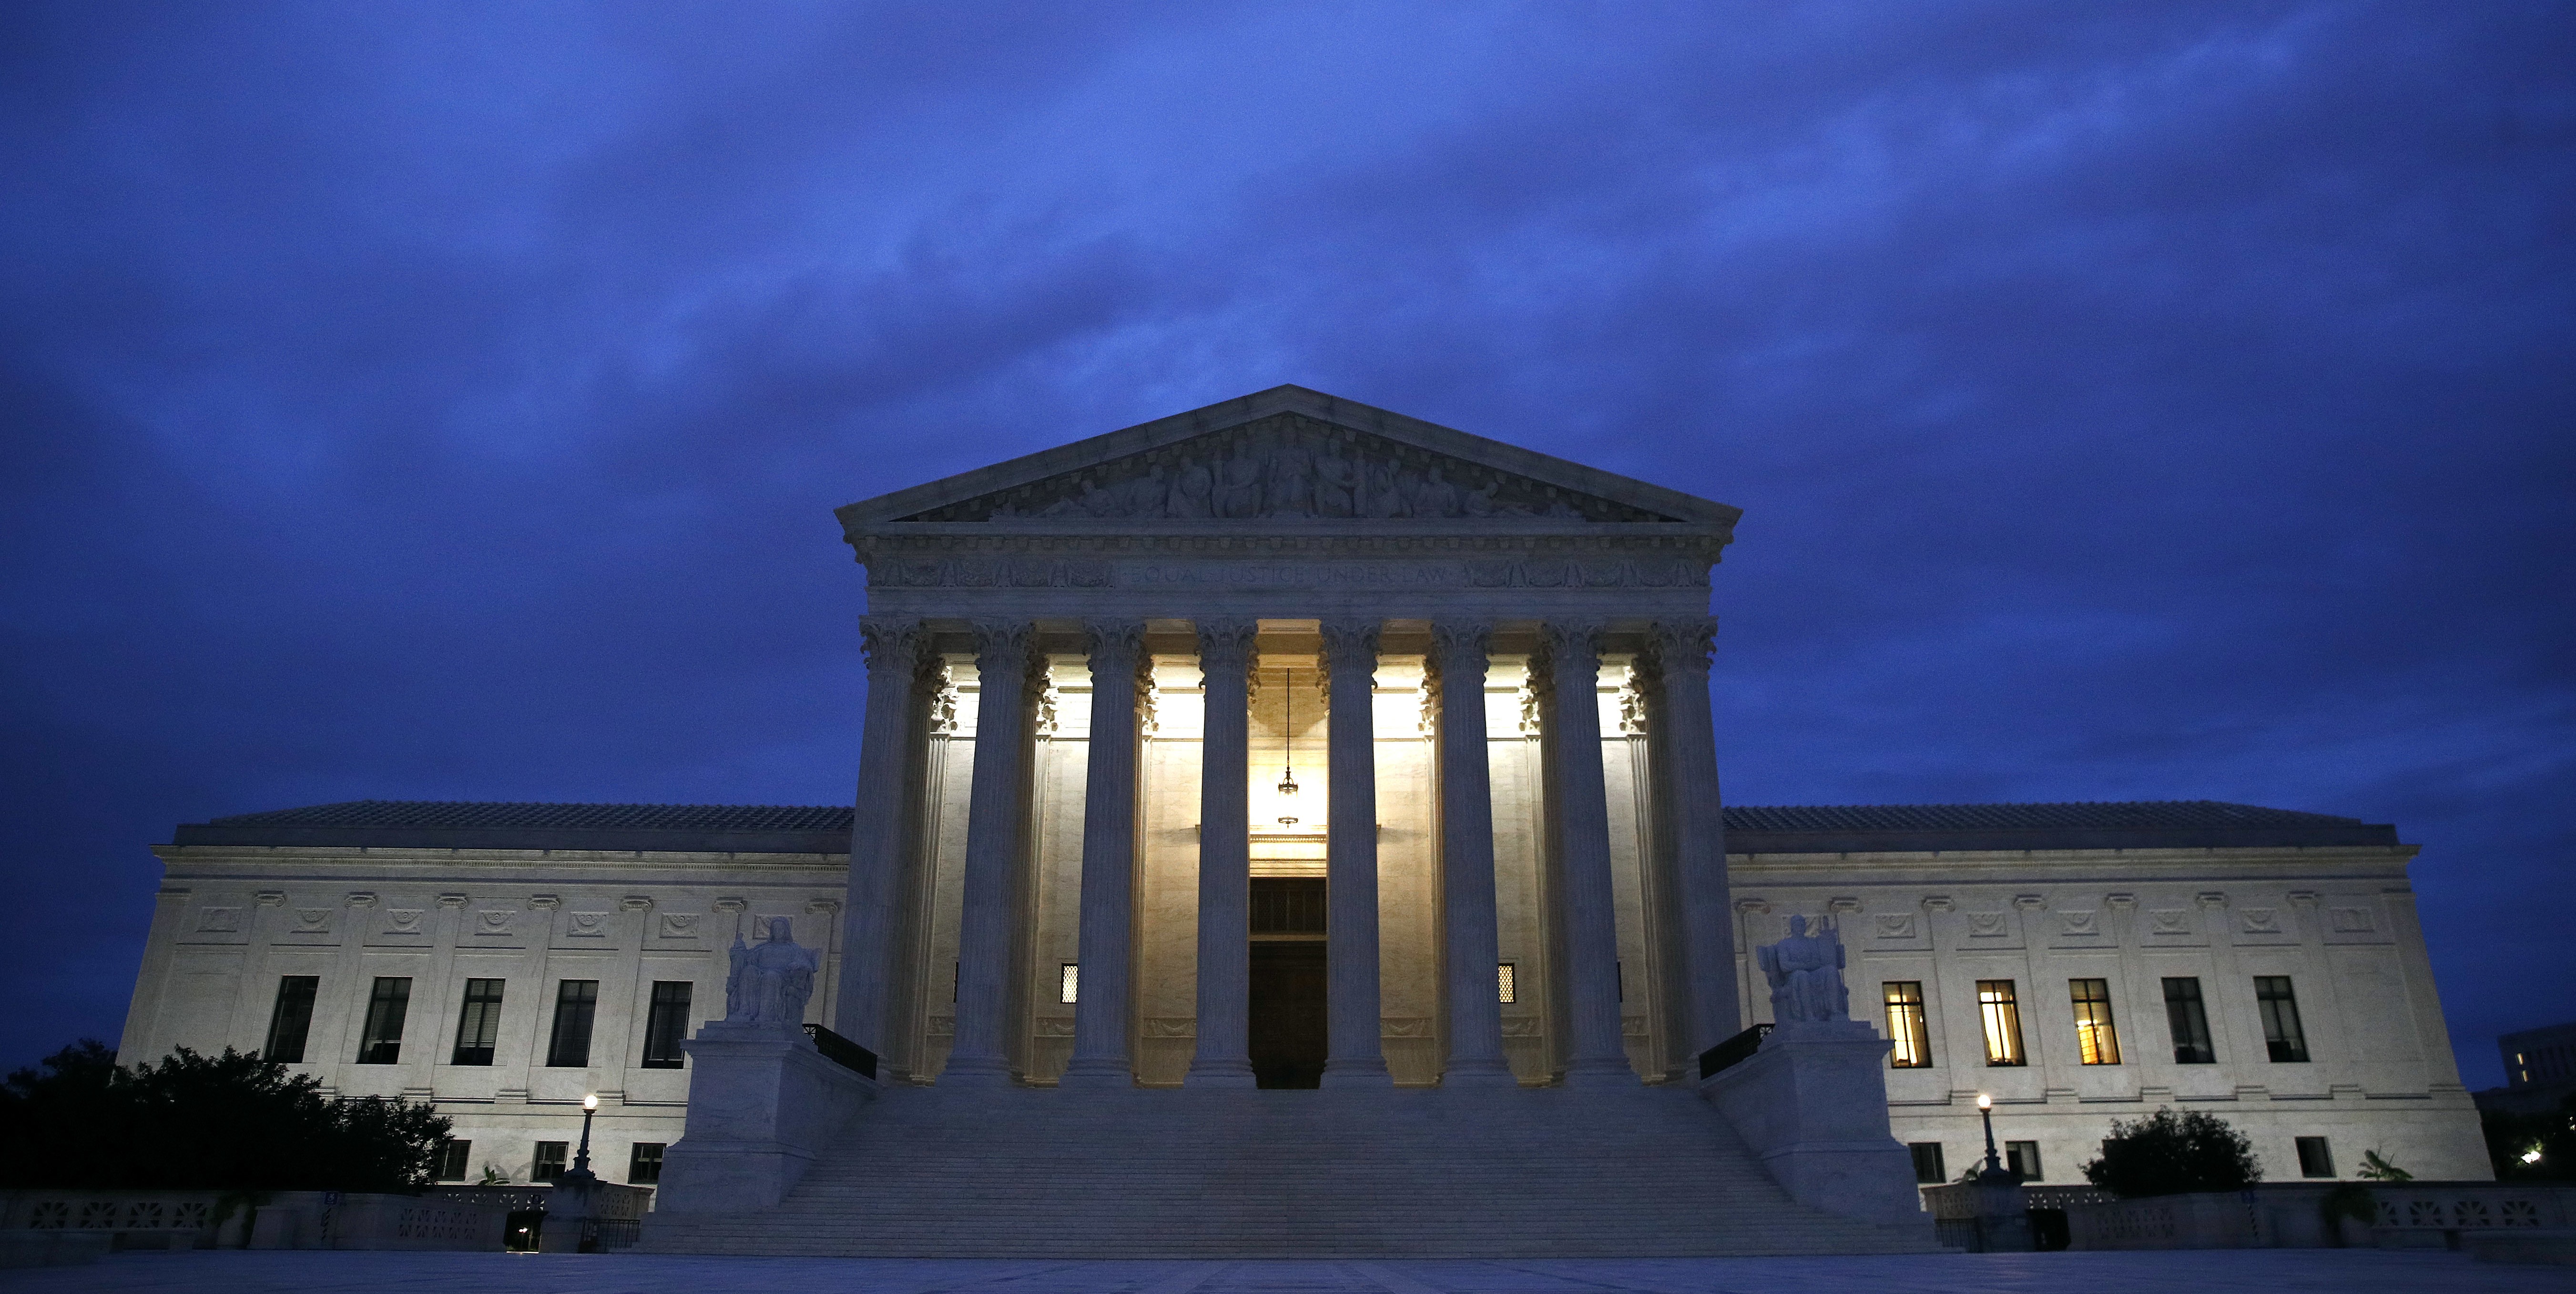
top-left (1966, 1092), bottom-right (2033, 1252)
top-left (1976, 1092), bottom-right (2009, 1182)
top-left (560, 1092), bottom-right (601, 1188)
top-left (541, 1092), bottom-right (603, 1254)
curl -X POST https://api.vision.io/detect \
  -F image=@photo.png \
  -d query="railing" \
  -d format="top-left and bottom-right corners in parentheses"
top-left (803, 1022), bottom-right (879, 1080)
top-left (1697, 1023), bottom-right (1772, 1080)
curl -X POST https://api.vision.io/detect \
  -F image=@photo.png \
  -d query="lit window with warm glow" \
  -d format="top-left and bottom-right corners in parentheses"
top-left (1977, 980), bottom-right (2026, 1067)
top-left (2069, 978), bottom-right (2121, 1065)
top-left (1060, 963), bottom-right (1079, 1005)
top-left (1497, 963), bottom-right (1517, 1004)
top-left (1884, 981), bottom-right (1931, 1068)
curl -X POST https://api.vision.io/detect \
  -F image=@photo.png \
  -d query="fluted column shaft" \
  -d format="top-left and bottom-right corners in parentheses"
top-left (834, 617), bottom-right (923, 1055)
top-left (1320, 618), bottom-right (1392, 1086)
top-left (1062, 621), bottom-right (1146, 1088)
top-left (1540, 622), bottom-right (1634, 1086)
top-left (945, 622), bottom-right (1037, 1086)
top-left (1653, 617), bottom-right (1742, 1059)
top-left (1432, 622), bottom-right (1515, 1086)
top-left (1186, 619), bottom-right (1259, 1087)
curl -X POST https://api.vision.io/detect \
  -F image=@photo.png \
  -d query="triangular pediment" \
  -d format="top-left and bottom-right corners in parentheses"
top-left (836, 386), bottom-right (1739, 533)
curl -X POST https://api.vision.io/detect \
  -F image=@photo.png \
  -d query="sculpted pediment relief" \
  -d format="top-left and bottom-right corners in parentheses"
top-left (901, 414), bottom-right (1676, 525)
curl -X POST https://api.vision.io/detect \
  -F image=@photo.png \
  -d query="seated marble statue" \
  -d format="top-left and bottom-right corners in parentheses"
top-left (1757, 914), bottom-right (1852, 1025)
top-left (724, 917), bottom-right (820, 1028)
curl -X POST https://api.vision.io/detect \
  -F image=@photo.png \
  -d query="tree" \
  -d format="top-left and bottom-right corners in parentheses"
top-left (0, 1040), bottom-right (450, 1192)
top-left (2482, 1094), bottom-right (2576, 1181)
top-left (2081, 1107), bottom-right (2262, 1197)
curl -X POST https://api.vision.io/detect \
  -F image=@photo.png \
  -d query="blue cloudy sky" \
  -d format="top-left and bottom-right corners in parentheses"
top-left (3, 2), bottom-right (2568, 1087)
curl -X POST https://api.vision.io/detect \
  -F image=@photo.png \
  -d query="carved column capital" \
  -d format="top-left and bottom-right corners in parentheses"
top-left (1317, 618), bottom-right (1383, 671)
top-left (969, 620), bottom-right (1032, 672)
top-left (1428, 620), bottom-right (1494, 676)
top-left (859, 617), bottom-right (925, 677)
top-left (1649, 617), bottom-right (1717, 677)
top-left (1540, 619), bottom-right (1606, 664)
top-left (1082, 618), bottom-right (1146, 676)
top-left (1194, 618), bottom-right (1259, 676)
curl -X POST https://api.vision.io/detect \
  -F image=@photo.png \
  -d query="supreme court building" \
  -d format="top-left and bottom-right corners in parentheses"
top-left (118, 387), bottom-right (2492, 1209)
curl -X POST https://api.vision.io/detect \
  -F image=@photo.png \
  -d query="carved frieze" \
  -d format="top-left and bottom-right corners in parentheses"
top-left (196, 907), bottom-right (241, 933)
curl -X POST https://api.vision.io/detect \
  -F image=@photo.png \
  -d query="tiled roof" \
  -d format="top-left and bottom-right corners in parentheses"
top-left (172, 798), bottom-right (2399, 854)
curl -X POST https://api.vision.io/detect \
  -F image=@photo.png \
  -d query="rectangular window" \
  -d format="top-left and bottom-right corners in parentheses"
top-left (640, 981), bottom-right (692, 1069)
top-left (2069, 978), bottom-right (2121, 1065)
top-left (1497, 963), bottom-right (1517, 1005)
top-left (1908, 1142), bottom-right (1946, 1184)
top-left (2006, 1140), bottom-right (2043, 1182)
top-left (1060, 963), bottom-right (1079, 1005)
top-left (1884, 981), bottom-right (1932, 1068)
top-left (2256, 976), bottom-right (2310, 1062)
top-left (356, 977), bottom-right (411, 1064)
top-left (546, 980), bottom-right (599, 1068)
top-left (2163, 977), bottom-right (2216, 1064)
top-left (450, 978), bottom-right (504, 1066)
top-left (629, 1142), bottom-right (666, 1184)
top-left (264, 976), bottom-right (319, 1063)
top-left (435, 1139), bottom-right (472, 1182)
top-left (532, 1141), bottom-right (569, 1183)
top-left (1976, 980), bottom-right (2026, 1066)
top-left (2296, 1136), bottom-right (2335, 1178)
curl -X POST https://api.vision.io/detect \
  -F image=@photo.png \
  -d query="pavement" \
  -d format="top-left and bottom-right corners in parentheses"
top-left (3, 1249), bottom-right (2564, 1293)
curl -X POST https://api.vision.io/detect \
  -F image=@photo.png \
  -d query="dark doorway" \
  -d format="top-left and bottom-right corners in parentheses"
top-left (1248, 878), bottom-right (1328, 1089)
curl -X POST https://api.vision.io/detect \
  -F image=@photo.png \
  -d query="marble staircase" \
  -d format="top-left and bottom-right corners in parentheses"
top-left (641, 1083), bottom-right (1939, 1257)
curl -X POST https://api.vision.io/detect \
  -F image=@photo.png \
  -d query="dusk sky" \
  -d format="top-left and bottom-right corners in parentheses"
top-left (3, 3), bottom-right (2568, 1088)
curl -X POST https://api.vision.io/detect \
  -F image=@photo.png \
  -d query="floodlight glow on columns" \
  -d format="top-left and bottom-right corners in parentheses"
top-left (1276, 667), bottom-right (1302, 826)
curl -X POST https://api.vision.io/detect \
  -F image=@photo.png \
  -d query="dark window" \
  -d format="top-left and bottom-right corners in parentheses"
top-left (450, 978), bottom-right (504, 1066)
top-left (356, 977), bottom-right (411, 1064)
top-left (629, 1142), bottom-right (666, 1184)
top-left (435, 1139), bottom-right (472, 1182)
top-left (532, 1141), bottom-right (569, 1183)
top-left (2006, 1140), bottom-right (2043, 1182)
top-left (2163, 977), bottom-right (2216, 1064)
top-left (546, 980), bottom-right (599, 1068)
top-left (2296, 1136), bottom-right (2335, 1178)
top-left (2256, 977), bottom-right (2309, 1062)
top-left (1976, 980), bottom-right (2026, 1066)
top-left (1884, 981), bottom-right (1931, 1068)
top-left (640, 981), bottom-right (693, 1069)
top-left (1249, 878), bottom-right (1326, 933)
top-left (1908, 1142), bottom-right (1946, 1183)
top-left (2070, 978), bottom-right (2121, 1065)
top-left (264, 976), bottom-right (319, 1063)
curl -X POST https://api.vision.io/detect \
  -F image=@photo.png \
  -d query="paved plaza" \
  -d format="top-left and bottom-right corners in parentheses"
top-left (8, 1250), bottom-right (2563, 1294)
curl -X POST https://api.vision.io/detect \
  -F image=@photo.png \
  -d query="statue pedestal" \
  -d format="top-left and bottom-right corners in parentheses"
top-left (1700, 1020), bottom-right (1930, 1230)
top-left (654, 1022), bottom-right (876, 1213)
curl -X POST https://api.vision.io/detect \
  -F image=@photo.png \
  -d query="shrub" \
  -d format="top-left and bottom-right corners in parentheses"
top-left (2081, 1107), bottom-right (2262, 1197)
top-left (0, 1040), bottom-right (450, 1192)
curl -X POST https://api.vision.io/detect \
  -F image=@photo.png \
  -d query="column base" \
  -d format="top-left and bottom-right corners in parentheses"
top-left (1320, 1057), bottom-right (1393, 1087)
top-left (938, 1055), bottom-right (1017, 1088)
top-left (1056, 1058), bottom-right (1135, 1089)
top-left (1184, 1058), bottom-right (1258, 1088)
top-left (1440, 1058), bottom-right (1520, 1088)
top-left (1559, 1057), bottom-right (1639, 1088)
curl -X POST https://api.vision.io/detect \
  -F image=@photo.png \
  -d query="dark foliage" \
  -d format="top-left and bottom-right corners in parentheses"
top-left (0, 1040), bottom-right (449, 1191)
top-left (2482, 1093), bottom-right (2576, 1180)
top-left (2081, 1107), bottom-right (2263, 1198)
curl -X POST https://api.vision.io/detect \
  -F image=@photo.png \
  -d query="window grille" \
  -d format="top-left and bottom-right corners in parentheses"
top-left (451, 978), bottom-right (503, 1066)
top-left (1884, 981), bottom-right (1931, 1068)
top-left (1976, 980), bottom-right (2025, 1066)
top-left (356, 977), bottom-right (411, 1065)
top-left (546, 980), bottom-right (599, 1068)
top-left (1497, 962), bottom-right (1517, 1005)
top-left (2069, 978), bottom-right (2121, 1065)
top-left (2256, 976), bottom-right (2310, 1062)
top-left (2162, 977), bottom-right (2216, 1064)
top-left (264, 976), bottom-right (319, 1064)
top-left (640, 981), bottom-right (692, 1069)
top-left (1060, 963), bottom-right (1079, 1005)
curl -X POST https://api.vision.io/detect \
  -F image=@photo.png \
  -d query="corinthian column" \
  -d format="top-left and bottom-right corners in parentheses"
top-left (1320, 617), bottom-right (1392, 1086)
top-left (834, 616), bottom-right (924, 1057)
top-left (1061, 620), bottom-right (1145, 1088)
top-left (1431, 621), bottom-right (1515, 1087)
top-left (1186, 618), bottom-right (1259, 1087)
top-left (1538, 621), bottom-right (1634, 1086)
top-left (1651, 617), bottom-right (1741, 1059)
top-left (944, 622), bottom-right (1039, 1087)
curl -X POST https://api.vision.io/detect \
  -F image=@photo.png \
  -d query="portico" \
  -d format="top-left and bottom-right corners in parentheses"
top-left (827, 386), bottom-right (1747, 1089)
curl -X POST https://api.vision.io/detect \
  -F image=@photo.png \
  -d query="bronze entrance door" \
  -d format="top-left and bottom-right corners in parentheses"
top-left (1248, 878), bottom-right (1328, 1088)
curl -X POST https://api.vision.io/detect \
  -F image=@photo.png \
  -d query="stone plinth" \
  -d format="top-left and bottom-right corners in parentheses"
top-left (1700, 1020), bottom-right (1927, 1229)
top-left (655, 1022), bottom-right (875, 1213)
